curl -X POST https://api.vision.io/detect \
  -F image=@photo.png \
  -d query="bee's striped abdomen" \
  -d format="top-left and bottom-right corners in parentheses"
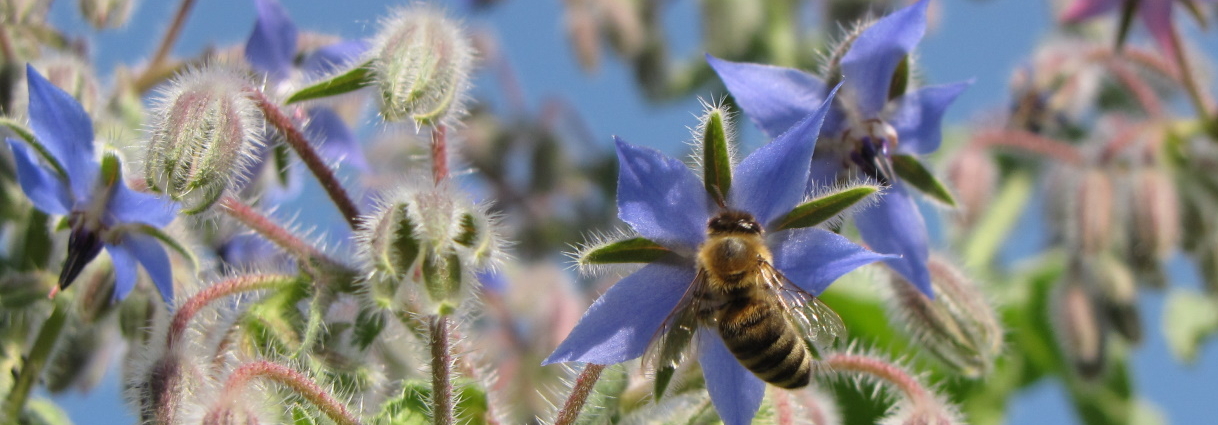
top-left (716, 295), bottom-right (812, 389)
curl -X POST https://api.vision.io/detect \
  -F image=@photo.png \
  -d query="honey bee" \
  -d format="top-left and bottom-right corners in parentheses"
top-left (645, 210), bottom-right (846, 390)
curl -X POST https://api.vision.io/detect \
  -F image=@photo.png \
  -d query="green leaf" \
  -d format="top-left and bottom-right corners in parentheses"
top-left (888, 55), bottom-right (910, 101)
top-left (580, 237), bottom-right (670, 265)
top-left (1114, 0), bottom-right (1138, 52)
top-left (701, 107), bottom-right (731, 206)
top-left (0, 117), bottom-right (67, 180)
top-left (352, 308), bottom-right (387, 350)
top-left (373, 381), bottom-right (430, 425)
top-left (292, 406), bottom-right (320, 425)
top-left (1163, 289), bottom-right (1218, 363)
top-left (963, 172), bottom-right (1032, 268)
top-left (773, 185), bottom-right (879, 231)
top-left (891, 154), bottom-right (956, 206)
top-left (653, 365), bottom-right (676, 402)
top-left (284, 61), bottom-right (375, 104)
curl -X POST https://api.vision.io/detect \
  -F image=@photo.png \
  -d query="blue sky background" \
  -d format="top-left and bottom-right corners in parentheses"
top-left (42, 0), bottom-right (1218, 423)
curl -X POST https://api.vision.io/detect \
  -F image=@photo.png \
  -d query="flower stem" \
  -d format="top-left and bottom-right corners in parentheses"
top-left (224, 361), bottom-right (360, 425)
top-left (219, 196), bottom-right (346, 272)
top-left (3, 298), bottom-right (69, 421)
top-left (824, 354), bottom-right (930, 405)
top-left (431, 125), bottom-right (449, 184)
top-left (972, 130), bottom-right (1084, 165)
top-left (1167, 24), bottom-right (1216, 139)
top-left (247, 89), bottom-right (362, 229)
top-left (133, 0), bottom-right (198, 92)
top-left (168, 274), bottom-right (296, 350)
top-left (430, 315), bottom-right (454, 425)
top-left (554, 363), bottom-right (606, 425)
top-left (773, 389), bottom-right (794, 425)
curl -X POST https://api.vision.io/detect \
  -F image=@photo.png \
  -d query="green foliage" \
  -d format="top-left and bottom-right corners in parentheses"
top-left (284, 62), bottom-right (375, 104)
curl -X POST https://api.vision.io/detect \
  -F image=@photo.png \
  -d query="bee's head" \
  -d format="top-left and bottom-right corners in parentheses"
top-left (708, 211), bottom-right (762, 235)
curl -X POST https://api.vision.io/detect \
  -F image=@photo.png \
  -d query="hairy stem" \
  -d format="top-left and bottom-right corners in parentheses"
top-left (247, 89), bottom-right (362, 229)
top-left (824, 354), bottom-right (930, 405)
top-left (219, 196), bottom-right (346, 271)
top-left (554, 363), bottom-right (606, 425)
top-left (431, 125), bottom-right (449, 184)
top-left (3, 298), bottom-right (68, 421)
top-left (223, 361), bottom-right (360, 425)
top-left (430, 315), bottom-right (454, 425)
top-left (972, 130), bottom-right (1084, 165)
top-left (168, 274), bottom-right (296, 350)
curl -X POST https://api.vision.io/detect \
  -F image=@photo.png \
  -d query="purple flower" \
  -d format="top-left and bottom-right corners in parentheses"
top-left (1060, 0), bottom-right (1214, 60)
top-left (543, 91), bottom-right (890, 424)
top-left (707, 0), bottom-right (968, 296)
top-left (244, 0), bottom-right (370, 171)
top-left (5, 65), bottom-right (179, 304)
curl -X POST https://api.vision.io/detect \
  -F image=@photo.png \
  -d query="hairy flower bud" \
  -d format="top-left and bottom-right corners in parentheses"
top-left (1052, 278), bottom-right (1108, 380)
top-left (1084, 254), bottom-right (1142, 344)
top-left (1070, 168), bottom-right (1114, 255)
top-left (78, 0), bottom-right (134, 29)
top-left (357, 180), bottom-right (503, 315)
top-left (144, 66), bottom-right (263, 214)
top-left (889, 255), bottom-right (1003, 377)
top-left (371, 5), bottom-right (474, 127)
top-left (1128, 168), bottom-right (1179, 276)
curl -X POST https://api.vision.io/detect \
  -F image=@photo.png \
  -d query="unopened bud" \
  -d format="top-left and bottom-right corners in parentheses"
top-left (1128, 168), bottom-right (1179, 275)
top-left (945, 145), bottom-right (996, 227)
top-left (564, 3), bottom-right (601, 72)
top-left (202, 397), bottom-right (267, 425)
top-left (1052, 278), bottom-right (1108, 380)
top-left (356, 181), bottom-right (503, 315)
top-left (371, 5), bottom-right (474, 127)
top-left (1071, 168), bottom-right (1114, 254)
top-left (144, 66), bottom-right (263, 214)
top-left (890, 256), bottom-right (1003, 377)
top-left (136, 352), bottom-right (197, 425)
top-left (1083, 254), bottom-right (1141, 344)
top-left (78, 0), bottom-right (134, 29)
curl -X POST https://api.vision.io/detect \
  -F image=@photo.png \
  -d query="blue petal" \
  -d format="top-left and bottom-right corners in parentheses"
top-left (543, 261), bottom-right (695, 365)
top-left (706, 54), bottom-right (828, 139)
top-left (125, 234), bottom-right (175, 307)
top-left (6, 138), bottom-right (71, 215)
top-left (807, 155), bottom-right (844, 190)
top-left (839, 0), bottom-right (928, 118)
top-left (106, 243), bottom-right (138, 302)
top-left (855, 185), bottom-right (933, 296)
top-left (306, 107), bottom-right (367, 171)
top-left (890, 81), bottom-right (970, 155)
top-left (107, 181), bottom-right (179, 228)
top-left (731, 85), bottom-right (839, 227)
top-left (245, 0), bottom-right (298, 77)
top-left (698, 330), bottom-right (765, 425)
top-left (25, 64), bottom-right (97, 201)
top-left (770, 227), bottom-right (894, 295)
top-left (301, 40), bottom-right (370, 77)
top-left (615, 137), bottom-right (711, 252)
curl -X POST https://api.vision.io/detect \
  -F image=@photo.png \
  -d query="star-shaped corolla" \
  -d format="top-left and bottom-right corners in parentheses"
top-left (1060, 0), bottom-right (1215, 61)
top-left (543, 91), bottom-right (890, 425)
top-left (6, 65), bottom-right (179, 304)
top-left (707, 0), bottom-right (968, 296)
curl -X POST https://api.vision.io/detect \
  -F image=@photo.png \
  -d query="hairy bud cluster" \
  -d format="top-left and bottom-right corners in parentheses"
top-left (357, 181), bottom-right (502, 315)
top-left (371, 5), bottom-right (474, 127)
top-left (1051, 275), bottom-right (1108, 380)
top-left (889, 256), bottom-right (1003, 377)
top-left (144, 66), bottom-right (264, 214)
top-left (78, 0), bottom-right (134, 29)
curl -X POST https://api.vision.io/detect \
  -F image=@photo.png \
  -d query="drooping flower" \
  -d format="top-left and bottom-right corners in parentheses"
top-left (708, 0), bottom-right (968, 296)
top-left (1059, 0), bottom-right (1215, 61)
top-left (544, 92), bottom-right (890, 424)
top-left (5, 65), bottom-right (179, 304)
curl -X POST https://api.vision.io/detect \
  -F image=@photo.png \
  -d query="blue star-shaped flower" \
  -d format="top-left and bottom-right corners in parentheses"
top-left (6, 65), bottom-right (179, 304)
top-left (543, 92), bottom-right (890, 425)
top-left (707, 0), bottom-right (968, 296)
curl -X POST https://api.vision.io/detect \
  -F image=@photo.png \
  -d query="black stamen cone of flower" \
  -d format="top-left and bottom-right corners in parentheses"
top-left (59, 224), bottom-right (104, 290)
top-left (850, 136), bottom-right (895, 185)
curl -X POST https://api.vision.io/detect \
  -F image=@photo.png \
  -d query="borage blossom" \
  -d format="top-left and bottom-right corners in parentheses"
top-left (5, 65), bottom-right (178, 304)
top-left (709, 0), bottom-right (968, 296)
top-left (544, 91), bottom-right (891, 424)
top-left (1060, 0), bottom-right (1215, 60)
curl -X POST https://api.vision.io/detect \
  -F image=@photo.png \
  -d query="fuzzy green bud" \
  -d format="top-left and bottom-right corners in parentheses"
top-left (1052, 278), bottom-right (1108, 380)
top-left (1084, 254), bottom-right (1142, 344)
top-left (1128, 168), bottom-right (1179, 275)
top-left (144, 66), bottom-right (263, 214)
top-left (78, 0), bottom-right (134, 29)
top-left (357, 181), bottom-right (503, 315)
top-left (890, 256), bottom-right (1003, 377)
top-left (371, 5), bottom-right (474, 127)
top-left (1068, 168), bottom-right (1115, 255)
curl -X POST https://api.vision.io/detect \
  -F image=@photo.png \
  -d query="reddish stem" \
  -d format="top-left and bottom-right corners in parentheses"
top-left (223, 361), bottom-right (360, 425)
top-left (824, 354), bottom-right (930, 405)
top-left (431, 125), bottom-right (449, 184)
top-left (554, 363), bottom-right (606, 425)
top-left (972, 130), bottom-right (1084, 165)
top-left (219, 196), bottom-right (343, 270)
top-left (168, 274), bottom-right (294, 350)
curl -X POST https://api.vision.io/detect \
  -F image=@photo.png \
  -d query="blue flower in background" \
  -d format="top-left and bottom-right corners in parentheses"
top-left (708, 0), bottom-right (968, 296)
top-left (245, 0), bottom-right (370, 171)
top-left (544, 91), bottom-right (890, 424)
top-left (5, 65), bottom-right (179, 304)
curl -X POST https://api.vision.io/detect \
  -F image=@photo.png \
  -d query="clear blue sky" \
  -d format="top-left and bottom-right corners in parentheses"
top-left (43, 0), bottom-right (1218, 423)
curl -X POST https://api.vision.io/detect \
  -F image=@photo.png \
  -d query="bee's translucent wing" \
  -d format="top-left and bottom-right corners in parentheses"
top-left (758, 261), bottom-right (847, 353)
top-left (642, 269), bottom-right (707, 373)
